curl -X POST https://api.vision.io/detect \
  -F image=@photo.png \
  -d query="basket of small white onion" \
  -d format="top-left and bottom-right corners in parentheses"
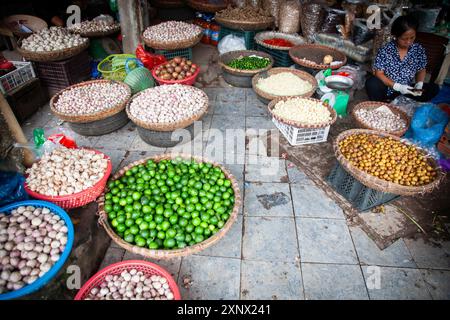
top-left (74, 260), bottom-right (181, 300)
top-left (0, 200), bottom-right (74, 300)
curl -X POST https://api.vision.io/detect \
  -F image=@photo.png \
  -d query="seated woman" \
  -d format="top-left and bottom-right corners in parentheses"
top-left (365, 15), bottom-right (440, 102)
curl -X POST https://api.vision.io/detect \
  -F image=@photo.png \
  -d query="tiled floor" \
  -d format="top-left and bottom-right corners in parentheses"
top-left (24, 87), bottom-right (450, 300)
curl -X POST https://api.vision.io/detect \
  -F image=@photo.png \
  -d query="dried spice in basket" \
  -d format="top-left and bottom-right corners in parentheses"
top-left (216, 5), bottom-right (272, 22)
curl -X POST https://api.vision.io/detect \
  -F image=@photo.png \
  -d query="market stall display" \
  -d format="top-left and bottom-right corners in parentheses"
top-left (50, 80), bottom-right (131, 136)
top-left (142, 21), bottom-right (203, 50)
top-left (126, 85), bottom-right (208, 147)
top-left (278, 0), bottom-right (301, 34)
top-left (255, 31), bottom-right (305, 67)
top-left (152, 57), bottom-right (200, 85)
top-left (219, 50), bottom-right (273, 87)
top-left (268, 97), bottom-right (337, 145)
top-left (18, 27), bottom-right (89, 62)
top-left (215, 5), bottom-right (274, 31)
top-left (252, 67), bottom-right (317, 104)
top-left (0, 200), bottom-right (74, 300)
top-left (300, 2), bottom-right (326, 42)
top-left (314, 33), bottom-right (373, 63)
top-left (97, 154), bottom-right (241, 259)
top-left (24, 148), bottom-right (112, 209)
top-left (352, 102), bottom-right (409, 137)
top-left (68, 19), bottom-right (120, 37)
top-left (289, 44), bottom-right (347, 70)
top-left (75, 260), bottom-right (180, 300)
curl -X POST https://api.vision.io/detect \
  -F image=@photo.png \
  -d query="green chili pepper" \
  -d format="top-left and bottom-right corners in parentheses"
top-left (227, 56), bottom-right (270, 70)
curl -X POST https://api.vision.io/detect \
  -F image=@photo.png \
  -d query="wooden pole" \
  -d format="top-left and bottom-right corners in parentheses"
top-left (0, 93), bottom-right (34, 167)
top-left (118, 0), bottom-right (149, 54)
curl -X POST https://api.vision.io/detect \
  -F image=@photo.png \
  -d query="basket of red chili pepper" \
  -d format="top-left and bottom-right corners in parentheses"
top-left (255, 31), bottom-right (306, 51)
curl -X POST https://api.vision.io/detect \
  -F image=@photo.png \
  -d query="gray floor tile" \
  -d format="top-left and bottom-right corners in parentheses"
top-left (178, 255), bottom-right (240, 300)
top-left (286, 160), bottom-right (310, 184)
top-left (209, 114), bottom-right (246, 130)
top-left (98, 246), bottom-right (125, 270)
top-left (128, 134), bottom-right (167, 153)
top-left (244, 182), bottom-right (293, 217)
top-left (246, 116), bottom-right (276, 131)
top-left (297, 218), bottom-right (358, 264)
top-left (420, 269), bottom-right (450, 300)
top-left (241, 260), bottom-right (304, 300)
top-left (350, 227), bottom-right (416, 268)
top-left (245, 156), bottom-right (288, 183)
top-left (197, 215), bottom-right (243, 259)
top-left (243, 216), bottom-right (299, 262)
top-left (245, 99), bottom-right (269, 117)
top-left (302, 263), bottom-right (369, 300)
top-left (404, 238), bottom-right (450, 270)
top-left (217, 88), bottom-right (246, 102)
top-left (94, 122), bottom-right (138, 150)
top-left (203, 87), bottom-right (218, 102)
top-left (214, 100), bottom-right (245, 115)
top-left (362, 266), bottom-right (432, 300)
top-left (291, 183), bottom-right (345, 219)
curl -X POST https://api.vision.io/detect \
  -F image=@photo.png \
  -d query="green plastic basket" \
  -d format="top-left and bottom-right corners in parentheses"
top-left (124, 67), bottom-right (155, 94)
top-left (97, 54), bottom-right (137, 81)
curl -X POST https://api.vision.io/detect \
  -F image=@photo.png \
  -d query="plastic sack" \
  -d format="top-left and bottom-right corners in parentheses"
top-left (321, 8), bottom-right (346, 34)
top-left (0, 171), bottom-right (29, 207)
top-left (233, 0), bottom-right (248, 7)
top-left (410, 104), bottom-right (450, 147)
top-left (218, 34), bottom-right (246, 54)
top-left (248, 0), bottom-right (262, 7)
top-left (135, 44), bottom-right (166, 71)
top-left (279, 1), bottom-right (301, 34)
top-left (352, 18), bottom-right (374, 45)
top-left (263, 0), bottom-right (281, 27)
top-left (300, 2), bottom-right (326, 42)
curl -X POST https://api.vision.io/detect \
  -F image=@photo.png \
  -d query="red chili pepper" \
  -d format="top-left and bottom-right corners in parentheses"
top-left (263, 38), bottom-right (294, 47)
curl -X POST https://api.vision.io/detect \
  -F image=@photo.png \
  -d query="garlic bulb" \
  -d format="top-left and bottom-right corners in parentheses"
top-left (143, 21), bottom-right (202, 43)
top-left (21, 27), bottom-right (88, 52)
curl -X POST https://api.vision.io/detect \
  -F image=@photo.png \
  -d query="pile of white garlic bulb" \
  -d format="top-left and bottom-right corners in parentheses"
top-left (355, 107), bottom-right (406, 132)
top-left (26, 148), bottom-right (108, 196)
top-left (68, 20), bottom-right (119, 34)
top-left (143, 21), bottom-right (202, 43)
top-left (54, 82), bottom-right (129, 115)
top-left (0, 206), bottom-right (68, 294)
top-left (129, 84), bottom-right (207, 124)
top-left (257, 72), bottom-right (313, 96)
top-left (21, 27), bottom-right (88, 52)
top-left (84, 270), bottom-right (175, 300)
top-left (273, 98), bottom-right (332, 125)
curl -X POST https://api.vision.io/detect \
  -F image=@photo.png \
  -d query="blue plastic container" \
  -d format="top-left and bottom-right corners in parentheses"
top-left (0, 200), bottom-right (74, 300)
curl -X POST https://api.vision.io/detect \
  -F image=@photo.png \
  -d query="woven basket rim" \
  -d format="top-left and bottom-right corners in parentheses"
top-left (142, 29), bottom-right (202, 50)
top-left (125, 86), bottom-right (208, 132)
top-left (255, 31), bottom-right (306, 51)
top-left (351, 101), bottom-right (410, 137)
top-left (97, 153), bottom-right (241, 259)
top-left (252, 67), bottom-right (318, 101)
top-left (215, 15), bottom-right (274, 31)
top-left (49, 79), bottom-right (132, 123)
top-left (268, 97), bottom-right (337, 129)
top-left (186, 0), bottom-right (229, 12)
top-left (69, 24), bottom-right (121, 37)
top-left (334, 129), bottom-right (444, 196)
top-left (218, 50), bottom-right (274, 76)
top-left (289, 44), bottom-right (347, 70)
top-left (17, 38), bottom-right (90, 62)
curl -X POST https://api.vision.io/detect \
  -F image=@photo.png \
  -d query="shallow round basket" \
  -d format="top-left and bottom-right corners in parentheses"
top-left (219, 50), bottom-right (274, 88)
top-left (125, 86), bottom-right (208, 132)
top-left (215, 15), bottom-right (274, 31)
top-left (289, 44), bottom-right (347, 70)
top-left (17, 38), bottom-right (89, 62)
top-left (97, 153), bottom-right (241, 259)
top-left (334, 129), bottom-right (444, 196)
top-left (3, 14), bottom-right (48, 37)
top-left (186, 0), bottom-right (230, 13)
top-left (255, 31), bottom-right (306, 51)
top-left (69, 24), bottom-right (121, 38)
top-left (252, 67), bottom-right (318, 104)
top-left (143, 31), bottom-right (202, 50)
top-left (152, 66), bottom-right (200, 86)
top-left (50, 79), bottom-right (132, 123)
top-left (0, 200), bottom-right (74, 300)
top-left (351, 101), bottom-right (410, 137)
top-left (74, 260), bottom-right (181, 300)
top-left (68, 110), bottom-right (129, 136)
top-left (24, 149), bottom-right (112, 209)
top-left (268, 96), bottom-right (337, 129)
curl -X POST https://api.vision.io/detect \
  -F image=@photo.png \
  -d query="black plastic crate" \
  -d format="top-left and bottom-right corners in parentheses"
top-left (218, 26), bottom-right (262, 50)
top-left (154, 48), bottom-right (193, 60)
top-left (255, 43), bottom-right (294, 67)
top-left (327, 162), bottom-right (399, 212)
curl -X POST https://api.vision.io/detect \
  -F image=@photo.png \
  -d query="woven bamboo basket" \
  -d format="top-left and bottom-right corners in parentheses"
top-left (268, 97), bottom-right (337, 129)
top-left (150, 0), bottom-right (185, 8)
top-left (97, 153), bottom-right (241, 259)
top-left (3, 14), bottom-right (48, 37)
top-left (142, 32), bottom-right (202, 50)
top-left (186, 0), bottom-right (231, 13)
top-left (255, 31), bottom-right (306, 51)
top-left (252, 67), bottom-right (317, 102)
top-left (69, 24), bottom-right (121, 38)
top-left (17, 39), bottom-right (90, 62)
top-left (351, 101), bottom-right (410, 137)
top-left (50, 79), bottom-right (132, 123)
top-left (289, 44), bottom-right (347, 70)
top-left (214, 15), bottom-right (274, 31)
top-left (125, 86), bottom-right (208, 132)
top-left (218, 50), bottom-right (274, 77)
top-left (334, 129), bottom-right (444, 196)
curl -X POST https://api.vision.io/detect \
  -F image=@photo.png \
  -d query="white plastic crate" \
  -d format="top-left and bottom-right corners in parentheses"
top-left (272, 117), bottom-right (330, 146)
top-left (0, 61), bottom-right (36, 94)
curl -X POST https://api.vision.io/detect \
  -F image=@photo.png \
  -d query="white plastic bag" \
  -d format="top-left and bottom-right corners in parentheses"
top-left (218, 34), bottom-right (246, 54)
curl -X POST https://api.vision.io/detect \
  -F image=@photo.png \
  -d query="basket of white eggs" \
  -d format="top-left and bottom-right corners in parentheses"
top-left (125, 84), bottom-right (209, 148)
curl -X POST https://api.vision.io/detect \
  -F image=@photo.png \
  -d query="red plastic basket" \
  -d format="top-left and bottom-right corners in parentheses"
top-left (74, 260), bottom-right (181, 300)
top-left (24, 149), bottom-right (112, 210)
top-left (152, 66), bottom-right (200, 86)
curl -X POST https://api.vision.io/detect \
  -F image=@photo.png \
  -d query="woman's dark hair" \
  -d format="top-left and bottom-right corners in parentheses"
top-left (391, 15), bottom-right (419, 38)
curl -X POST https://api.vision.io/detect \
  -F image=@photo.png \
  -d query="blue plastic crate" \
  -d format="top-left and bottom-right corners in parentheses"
top-left (218, 26), bottom-right (262, 50)
top-left (255, 43), bottom-right (294, 67)
top-left (0, 200), bottom-right (74, 300)
top-left (327, 162), bottom-right (399, 212)
top-left (154, 47), bottom-right (193, 61)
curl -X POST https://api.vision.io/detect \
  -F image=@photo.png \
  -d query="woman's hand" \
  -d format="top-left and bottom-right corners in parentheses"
top-left (393, 83), bottom-right (414, 95)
